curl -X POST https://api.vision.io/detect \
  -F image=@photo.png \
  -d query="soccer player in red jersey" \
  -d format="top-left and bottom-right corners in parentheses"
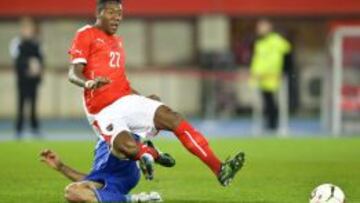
top-left (68, 0), bottom-right (244, 186)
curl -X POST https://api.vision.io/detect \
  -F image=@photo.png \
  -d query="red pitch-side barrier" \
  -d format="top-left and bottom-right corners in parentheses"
top-left (0, 0), bottom-right (360, 17)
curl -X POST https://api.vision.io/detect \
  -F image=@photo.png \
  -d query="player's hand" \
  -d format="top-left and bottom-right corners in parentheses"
top-left (147, 94), bottom-right (161, 101)
top-left (85, 77), bottom-right (111, 89)
top-left (40, 149), bottom-right (63, 171)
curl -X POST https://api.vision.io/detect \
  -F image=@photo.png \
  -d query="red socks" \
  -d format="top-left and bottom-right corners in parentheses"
top-left (174, 120), bottom-right (221, 175)
top-left (128, 120), bottom-right (222, 176)
top-left (133, 142), bottom-right (159, 160)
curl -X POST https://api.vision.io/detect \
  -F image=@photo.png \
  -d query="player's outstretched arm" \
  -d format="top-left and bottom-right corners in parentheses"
top-left (68, 63), bottom-right (88, 87)
top-left (40, 149), bottom-right (87, 182)
top-left (68, 63), bottom-right (110, 89)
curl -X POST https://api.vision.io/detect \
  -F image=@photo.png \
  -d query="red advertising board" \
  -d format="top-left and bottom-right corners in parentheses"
top-left (0, 0), bottom-right (359, 17)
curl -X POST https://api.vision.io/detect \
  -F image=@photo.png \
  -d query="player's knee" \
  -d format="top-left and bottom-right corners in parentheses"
top-left (166, 111), bottom-right (184, 130)
top-left (64, 183), bottom-right (80, 202)
top-left (116, 140), bottom-right (138, 156)
top-left (64, 192), bottom-right (79, 203)
top-left (155, 105), bottom-right (184, 130)
top-left (112, 133), bottom-right (138, 157)
top-left (64, 183), bottom-right (90, 203)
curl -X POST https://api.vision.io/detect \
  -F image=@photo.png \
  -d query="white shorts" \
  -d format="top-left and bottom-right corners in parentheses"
top-left (87, 95), bottom-right (163, 144)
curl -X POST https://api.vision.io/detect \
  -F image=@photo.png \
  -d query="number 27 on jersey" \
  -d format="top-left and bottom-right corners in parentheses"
top-left (109, 51), bottom-right (120, 68)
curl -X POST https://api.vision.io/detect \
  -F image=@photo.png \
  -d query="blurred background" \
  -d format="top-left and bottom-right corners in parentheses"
top-left (0, 0), bottom-right (359, 140)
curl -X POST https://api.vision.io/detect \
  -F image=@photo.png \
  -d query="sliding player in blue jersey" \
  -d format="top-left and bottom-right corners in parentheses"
top-left (40, 137), bottom-right (175, 203)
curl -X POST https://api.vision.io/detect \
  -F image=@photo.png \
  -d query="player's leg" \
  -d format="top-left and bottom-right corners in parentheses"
top-left (154, 105), bottom-right (222, 174)
top-left (100, 94), bottom-right (243, 185)
top-left (29, 82), bottom-right (40, 136)
top-left (120, 171), bottom-right (163, 203)
top-left (137, 140), bottom-right (176, 179)
top-left (84, 163), bottom-right (161, 203)
top-left (95, 180), bottom-right (162, 202)
top-left (154, 105), bottom-right (245, 186)
top-left (93, 105), bottom-right (174, 180)
top-left (63, 180), bottom-right (162, 203)
top-left (110, 131), bottom-right (177, 180)
top-left (15, 82), bottom-right (26, 139)
top-left (261, 90), bottom-right (278, 130)
top-left (143, 140), bottom-right (176, 167)
top-left (110, 131), bottom-right (159, 180)
top-left (111, 131), bottom-right (140, 159)
top-left (92, 116), bottom-right (160, 161)
top-left (64, 181), bottom-right (102, 202)
top-left (268, 92), bottom-right (279, 130)
top-left (111, 131), bottom-right (162, 161)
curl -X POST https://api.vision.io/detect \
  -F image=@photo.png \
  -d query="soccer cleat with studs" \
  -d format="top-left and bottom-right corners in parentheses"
top-left (129, 191), bottom-right (163, 202)
top-left (139, 153), bottom-right (155, 180)
top-left (217, 151), bottom-right (245, 187)
top-left (144, 140), bottom-right (176, 168)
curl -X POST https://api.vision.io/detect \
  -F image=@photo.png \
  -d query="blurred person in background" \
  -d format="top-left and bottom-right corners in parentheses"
top-left (250, 19), bottom-right (291, 131)
top-left (9, 17), bottom-right (44, 139)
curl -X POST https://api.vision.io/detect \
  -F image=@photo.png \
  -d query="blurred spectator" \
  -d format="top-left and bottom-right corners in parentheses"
top-left (250, 19), bottom-right (291, 131)
top-left (9, 17), bottom-right (44, 139)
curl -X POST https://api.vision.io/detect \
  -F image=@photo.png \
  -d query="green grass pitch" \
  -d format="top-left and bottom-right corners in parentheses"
top-left (0, 138), bottom-right (359, 203)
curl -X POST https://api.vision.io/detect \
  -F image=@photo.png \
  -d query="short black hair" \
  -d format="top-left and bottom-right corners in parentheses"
top-left (97, 0), bottom-right (121, 13)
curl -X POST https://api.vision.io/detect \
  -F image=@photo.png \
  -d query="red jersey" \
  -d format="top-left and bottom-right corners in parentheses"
top-left (68, 25), bottom-right (132, 114)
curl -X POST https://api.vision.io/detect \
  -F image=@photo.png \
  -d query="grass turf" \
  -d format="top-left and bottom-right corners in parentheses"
top-left (0, 138), bottom-right (359, 203)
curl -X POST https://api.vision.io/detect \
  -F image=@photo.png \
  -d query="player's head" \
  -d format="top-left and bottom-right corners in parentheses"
top-left (95, 0), bottom-right (122, 35)
top-left (20, 16), bottom-right (37, 39)
top-left (256, 18), bottom-right (273, 37)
